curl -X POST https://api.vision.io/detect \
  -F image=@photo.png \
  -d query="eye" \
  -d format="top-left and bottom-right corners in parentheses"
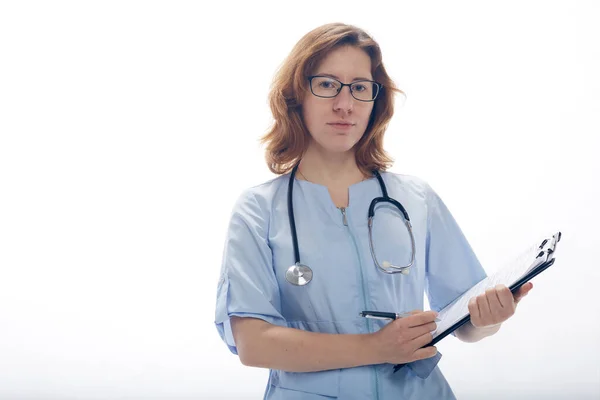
top-left (318, 80), bottom-right (335, 89)
top-left (352, 83), bottom-right (367, 92)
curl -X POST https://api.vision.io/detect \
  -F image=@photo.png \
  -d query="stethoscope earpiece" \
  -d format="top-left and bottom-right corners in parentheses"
top-left (383, 260), bottom-right (411, 275)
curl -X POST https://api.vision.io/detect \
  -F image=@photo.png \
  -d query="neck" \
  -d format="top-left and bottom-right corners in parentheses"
top-left (298, 143), bottom-right (367, 187)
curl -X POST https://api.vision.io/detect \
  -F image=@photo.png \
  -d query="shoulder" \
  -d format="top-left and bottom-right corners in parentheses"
top-left (380, 170), bottom-right (435, 200)
top-left (229, 174), bottom-right (290, 219)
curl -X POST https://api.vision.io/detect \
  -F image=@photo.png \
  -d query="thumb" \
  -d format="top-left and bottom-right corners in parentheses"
top-left (515, 282), bottom-right (533, 303)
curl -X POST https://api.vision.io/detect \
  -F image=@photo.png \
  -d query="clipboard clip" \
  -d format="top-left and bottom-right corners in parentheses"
top-left (538, 232), bottom-right (561, 250)
top-left (536, 232), bottom-right (561, 260)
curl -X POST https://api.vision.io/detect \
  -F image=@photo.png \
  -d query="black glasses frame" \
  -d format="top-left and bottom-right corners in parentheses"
top-left (307, 75), bottom-right (383, 102)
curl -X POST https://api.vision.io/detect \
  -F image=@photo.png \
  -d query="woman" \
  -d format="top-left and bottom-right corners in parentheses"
top-left (214, 23), bottom-right (532, 399)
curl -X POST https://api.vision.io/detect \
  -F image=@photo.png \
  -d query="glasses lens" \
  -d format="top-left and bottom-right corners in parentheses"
top-left (311, 77), bottom-right (341, 98)
top-left (310, 77), bottom-right (380, 101)
top-left (351, 81), bottom-right (379, 101)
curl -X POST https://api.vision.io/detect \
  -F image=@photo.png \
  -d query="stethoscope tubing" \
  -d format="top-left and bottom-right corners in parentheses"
top-left (286, 162), bottom-right (416, 285)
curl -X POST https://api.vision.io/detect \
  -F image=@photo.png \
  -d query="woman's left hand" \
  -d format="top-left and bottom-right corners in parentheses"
top-left (468, 282), bottom-right (533, 328)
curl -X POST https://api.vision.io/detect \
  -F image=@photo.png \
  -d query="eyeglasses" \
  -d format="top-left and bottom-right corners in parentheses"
top-left (308, 75), bottom-right (382, 102)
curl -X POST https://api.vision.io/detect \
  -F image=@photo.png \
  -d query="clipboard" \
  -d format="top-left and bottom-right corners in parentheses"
top-left (393, 231), bottom-right (562, 373)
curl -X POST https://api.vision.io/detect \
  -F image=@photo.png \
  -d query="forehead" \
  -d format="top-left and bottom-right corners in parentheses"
top-left (313, 46), bottom-right (372, 81)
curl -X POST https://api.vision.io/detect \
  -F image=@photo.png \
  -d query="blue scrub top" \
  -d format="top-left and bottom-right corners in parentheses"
top-left (214, 171), bottom-right (487, 399)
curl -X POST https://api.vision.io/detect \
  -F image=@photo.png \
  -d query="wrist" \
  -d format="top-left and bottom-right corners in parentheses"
top-left (456, 321), bottom-right (501, 342)
top-left (470, 321), bottom-right (502, 333)
top-left (361, 332), bottom-right (385, 365)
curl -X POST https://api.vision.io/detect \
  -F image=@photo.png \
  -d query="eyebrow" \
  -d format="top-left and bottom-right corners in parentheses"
top-left (315, 73), bottom-right (373, 82)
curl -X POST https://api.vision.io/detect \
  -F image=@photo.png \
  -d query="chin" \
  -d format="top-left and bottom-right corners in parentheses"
top-left (332, 136), bottom-right (362, 150)
top-left (310, 134), bottom-right (361, 154)
top-left (322, 143), bottom-right (357, 154)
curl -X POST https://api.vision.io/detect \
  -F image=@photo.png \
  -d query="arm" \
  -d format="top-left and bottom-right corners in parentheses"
top-left (231, 316), bottom-right (379, 372)
top-left (231, 311), bottom-right (440, 373)
top-left (455, 321), bottom-right (501, 343)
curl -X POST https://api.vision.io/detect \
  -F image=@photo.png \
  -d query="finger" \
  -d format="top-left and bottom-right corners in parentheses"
top-left (468, 296), bottom-right (480, 321)
top-left (496, 285), bottom-right (514, 309)
top-left (412, 346), bottom-right (438, 361)
top-left (514, 282), bottom-right (533, 303)
top-left (400, 310), bottom-right (424, 319)
top-left (405, 311), bottom-right (439, 327)
top-left (407, 321), bottom-right (437, 340)
top-left (411, 330), bottom-right (434, 349)
top-left (477, 294), bottom-right (493, 326)
top-left (487, 286), bottom-right (504, 316)
top-left (396, 310), bottom-right (422, 320)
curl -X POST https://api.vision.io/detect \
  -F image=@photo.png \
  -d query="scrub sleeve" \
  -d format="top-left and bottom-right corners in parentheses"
top-left (425, 182), bottom-right (488, 315)
top-left (214, 190), bottom-right (286, 355)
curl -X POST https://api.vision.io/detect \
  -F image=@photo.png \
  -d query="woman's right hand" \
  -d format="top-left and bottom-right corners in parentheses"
top-left (368, 310), bottom-right (439, 365)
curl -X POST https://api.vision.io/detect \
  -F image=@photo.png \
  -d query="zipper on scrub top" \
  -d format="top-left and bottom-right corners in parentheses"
top-left (339, 206), bottom-right (380, 400)
top-left (339, 207), bottom-right (348, 226)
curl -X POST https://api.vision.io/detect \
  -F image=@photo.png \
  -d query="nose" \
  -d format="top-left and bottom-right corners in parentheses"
top-left (332, 85), bottom-right (354, 113)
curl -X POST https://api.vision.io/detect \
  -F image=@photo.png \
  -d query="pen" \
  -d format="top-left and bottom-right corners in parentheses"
top-left (360, 311), bottom-right (441, 322)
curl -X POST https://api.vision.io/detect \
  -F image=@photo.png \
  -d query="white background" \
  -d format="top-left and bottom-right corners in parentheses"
top-left (1, 1), bottom-right (599, 399)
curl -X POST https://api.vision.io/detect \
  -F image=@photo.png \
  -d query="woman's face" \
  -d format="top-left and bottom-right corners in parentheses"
top-left (301, 45), bottom-right (375, 155)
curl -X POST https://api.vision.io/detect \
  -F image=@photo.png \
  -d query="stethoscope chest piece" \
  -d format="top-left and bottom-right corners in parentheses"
top-left (285, 263), bottom-right (313, 286)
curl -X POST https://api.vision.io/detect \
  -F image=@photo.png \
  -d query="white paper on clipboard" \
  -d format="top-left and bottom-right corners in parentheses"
top-left (432, 232), bottom-right (561, 339)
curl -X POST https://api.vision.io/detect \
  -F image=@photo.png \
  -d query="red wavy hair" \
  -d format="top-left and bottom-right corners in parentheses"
top-left (260, 23), bottom-right (404, 175)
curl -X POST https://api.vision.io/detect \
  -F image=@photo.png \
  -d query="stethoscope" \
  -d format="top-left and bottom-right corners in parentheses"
top-left (285, 163), bottom-right (417, 286)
